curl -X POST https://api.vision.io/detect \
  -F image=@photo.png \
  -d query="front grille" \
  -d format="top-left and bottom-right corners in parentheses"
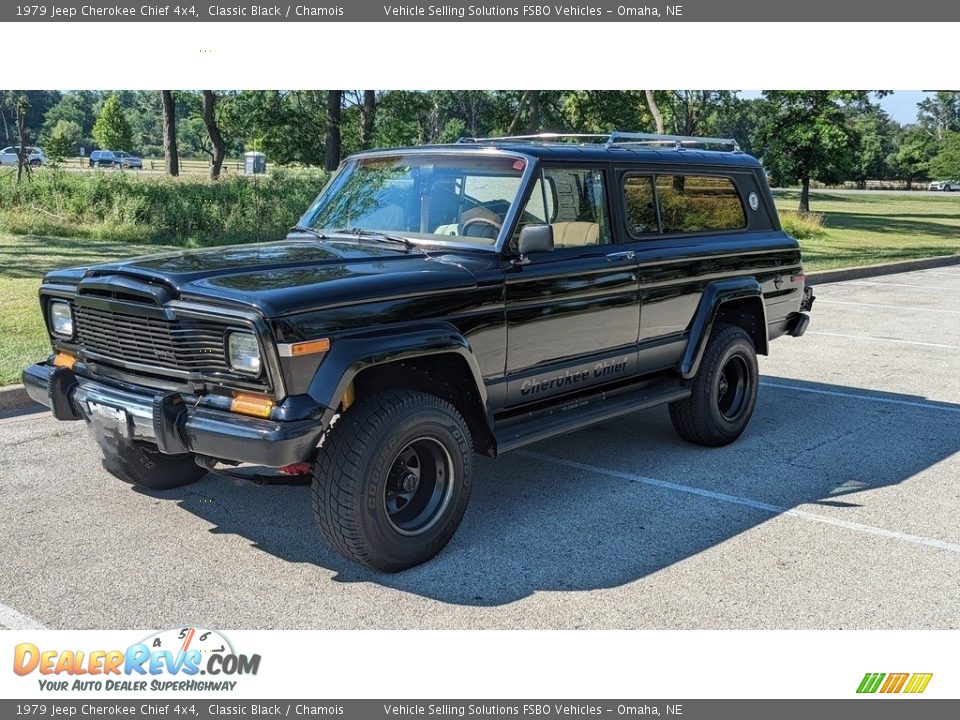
top-left (74, 305), bottom-right (230, 373)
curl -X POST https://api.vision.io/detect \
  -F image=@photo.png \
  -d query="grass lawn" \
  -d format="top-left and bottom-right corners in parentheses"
top-left (1, 190), bottom-right (959, 385)
top-left (774, 190), bottom-right (960, 270)
top-left (0, 234), bottom-right (175, 386)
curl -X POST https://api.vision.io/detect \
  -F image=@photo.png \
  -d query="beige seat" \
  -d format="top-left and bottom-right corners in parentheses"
top-left (551, 221), bottom-right (600, 247)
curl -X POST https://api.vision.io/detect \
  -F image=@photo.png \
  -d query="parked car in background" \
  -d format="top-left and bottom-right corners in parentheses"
top-left (89, 150), bottom-right (121, 167)
top-left (0, 146), bottom-right (47, 166)
top-left (114, 151), bottom-right (143, 169)
top-left (929, 179), bottom-right (960, 191)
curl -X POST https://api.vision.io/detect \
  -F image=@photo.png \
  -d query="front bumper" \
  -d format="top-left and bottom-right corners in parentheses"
top-left (22, 363), bottom-right (326, 468)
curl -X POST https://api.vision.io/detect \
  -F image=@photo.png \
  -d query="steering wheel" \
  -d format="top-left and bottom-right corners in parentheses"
top-left (460, 216), bottom-right (502, 238)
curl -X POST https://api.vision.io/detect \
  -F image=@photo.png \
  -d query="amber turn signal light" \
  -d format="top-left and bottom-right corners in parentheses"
top-left (287, 338), bottom-right (331, 357)
top-left (230, 392), bottom-right (274, 419)
top-left (53, 352), bottom-right (76, 370)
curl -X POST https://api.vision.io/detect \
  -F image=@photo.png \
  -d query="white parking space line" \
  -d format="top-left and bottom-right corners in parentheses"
top-left (904, 269), bottom-right (960, 278)
top-left (816, 299), bottom-right (960, 315)
top-left (807, 331), bottom-right (960, 350)
top-left (759, 380), bottom-right (960, 414)
top-left (0, 601), bottom-right (47, 630)
top-left (518, 451), bottom-right (960, 556)
top-left (842, 280), bottom-right (960, 290)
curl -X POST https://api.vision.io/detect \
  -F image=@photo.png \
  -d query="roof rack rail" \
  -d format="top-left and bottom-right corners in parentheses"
top-left (456, 133), bottom-right (609, 144)
top-left (606, 132), bottom-right (740, 151)
top-left (455, 131), bottom-right (740, 152)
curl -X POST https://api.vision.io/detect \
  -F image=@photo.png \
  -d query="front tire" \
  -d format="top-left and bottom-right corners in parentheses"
top-left (669, 323), bottom-right (759, 447)
top-left (311, 389), bottom-right (473, 572)
top-left (98, 435), bottom-right (207, 490)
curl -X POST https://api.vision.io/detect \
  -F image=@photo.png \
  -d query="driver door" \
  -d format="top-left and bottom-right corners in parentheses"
top-left (503, 165), bottom-right (640, 407)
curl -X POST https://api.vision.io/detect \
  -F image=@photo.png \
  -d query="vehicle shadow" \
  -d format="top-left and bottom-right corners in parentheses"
top-left (152, 376), bottom-right (960, 608)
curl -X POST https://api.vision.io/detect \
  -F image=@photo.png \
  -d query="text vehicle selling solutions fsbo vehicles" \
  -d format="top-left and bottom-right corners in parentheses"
top-left (24, 133), bottom-right (814, 571)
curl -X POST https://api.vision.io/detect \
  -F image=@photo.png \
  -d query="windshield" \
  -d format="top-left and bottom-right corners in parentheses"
top-left (298, 152), bottom-right (528, 248)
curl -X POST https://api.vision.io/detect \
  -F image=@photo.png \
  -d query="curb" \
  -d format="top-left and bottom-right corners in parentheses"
top-left (807, 254), bottom-right (960, 285)
top-left (0, 254), bottom-right (957, 414)
top-left (0, 384), bottom-right (38, 414)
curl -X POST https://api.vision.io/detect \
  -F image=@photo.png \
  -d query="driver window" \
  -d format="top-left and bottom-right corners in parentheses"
top-left (514, 168), bottom-right (611, 249)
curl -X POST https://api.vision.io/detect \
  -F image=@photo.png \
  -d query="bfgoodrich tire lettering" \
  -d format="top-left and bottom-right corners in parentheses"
top-left (311, 389), bottom-right (473, 572)
top-left (669, 323), bottom-right (759, 447)
top-left (98, 435), bottom-right (207, 490)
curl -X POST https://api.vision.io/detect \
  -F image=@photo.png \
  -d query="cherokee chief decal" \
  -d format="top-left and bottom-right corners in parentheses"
top-left (520, 356), bottom-right (632, 397)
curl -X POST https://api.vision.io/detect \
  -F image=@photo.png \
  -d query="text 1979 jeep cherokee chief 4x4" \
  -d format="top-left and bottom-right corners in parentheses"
top-left (24, 132), bottom-right (814, 571)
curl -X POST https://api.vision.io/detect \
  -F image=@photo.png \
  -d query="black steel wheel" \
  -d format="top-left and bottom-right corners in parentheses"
top-left (383, 437), bottom-right (455, 536)
top-left (717, 355), bottom-right (750, 422)
top-left (670, 323), bottom-right (759, 447)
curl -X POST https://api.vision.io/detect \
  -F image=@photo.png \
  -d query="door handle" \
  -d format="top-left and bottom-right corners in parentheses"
top-left (606, 250), bottom-right (636, 262)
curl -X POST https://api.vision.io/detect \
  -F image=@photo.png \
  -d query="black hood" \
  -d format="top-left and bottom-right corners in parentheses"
top-left (68, 240), bottom-right (484, 317)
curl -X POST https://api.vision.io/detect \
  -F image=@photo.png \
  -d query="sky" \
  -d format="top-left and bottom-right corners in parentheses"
top-left (740, 91), bottom-right (931, 124)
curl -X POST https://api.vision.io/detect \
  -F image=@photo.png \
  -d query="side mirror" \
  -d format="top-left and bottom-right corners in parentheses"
top-left (518, 224), bottom-right (554, 255)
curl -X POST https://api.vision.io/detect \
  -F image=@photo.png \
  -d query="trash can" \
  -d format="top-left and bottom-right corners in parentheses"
top-left (244, 151), bottom-right (266, 175)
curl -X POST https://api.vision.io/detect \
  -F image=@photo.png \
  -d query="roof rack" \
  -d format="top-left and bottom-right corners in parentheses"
top-left (606, 132), bottom-right (740, 151)
top-left (457, 133), bottom-right (609, 144)
top-left (456, 131), bottom-right (740, 152)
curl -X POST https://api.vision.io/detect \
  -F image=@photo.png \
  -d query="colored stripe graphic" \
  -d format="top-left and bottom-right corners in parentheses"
top-left (903, 673), bottom-right (934, 694)
top-left (880, 673), bottom-right (909, 693)
top-left (857, 673), bottom-right (885, 693)
top-left (857, 672), bottom-right (933, 694)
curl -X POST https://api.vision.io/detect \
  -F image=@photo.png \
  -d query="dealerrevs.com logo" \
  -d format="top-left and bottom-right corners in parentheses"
top-left (13, 627), bottom-right (261, 692)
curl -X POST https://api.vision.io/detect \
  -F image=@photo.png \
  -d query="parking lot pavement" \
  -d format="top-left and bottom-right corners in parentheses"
top-left (1, 266), bottom-right (958, 631)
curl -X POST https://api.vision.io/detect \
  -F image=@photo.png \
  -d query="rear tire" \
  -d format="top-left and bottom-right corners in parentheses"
top-left (669, 323), bottom-right (759, 447)
top-left (98, 435), bottom-right (206, 490)
top-left (311, 389), bottom-right (473, 572)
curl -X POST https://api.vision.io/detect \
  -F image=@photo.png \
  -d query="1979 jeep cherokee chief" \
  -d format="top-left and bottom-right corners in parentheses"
top-left (24, 132), bottom-right (814, 571)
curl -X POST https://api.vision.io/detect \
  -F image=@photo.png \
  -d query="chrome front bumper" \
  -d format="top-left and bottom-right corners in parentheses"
top-left (22, 362), bottom-right (326, 468)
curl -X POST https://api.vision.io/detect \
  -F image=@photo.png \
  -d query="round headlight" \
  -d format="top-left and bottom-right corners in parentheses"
top-left (50, 301), bottom-right (74, 338)
top-left (228, 332), bottom-right (262, 375)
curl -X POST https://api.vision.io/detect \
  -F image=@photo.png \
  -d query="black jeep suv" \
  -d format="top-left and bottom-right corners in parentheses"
top-left (24, 132), bottom-right (813, 571)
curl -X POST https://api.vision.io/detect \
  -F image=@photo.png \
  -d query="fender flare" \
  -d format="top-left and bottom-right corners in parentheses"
top-left (307, 324), bottom-right (489, 421)
top-left (680, 278), bottom-right (768, 380)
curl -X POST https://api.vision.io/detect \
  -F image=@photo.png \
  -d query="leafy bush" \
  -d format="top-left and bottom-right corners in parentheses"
top-left (779, 209), bottom-right (827, 240)
top-left (0, 167), bottom-right (330, 246)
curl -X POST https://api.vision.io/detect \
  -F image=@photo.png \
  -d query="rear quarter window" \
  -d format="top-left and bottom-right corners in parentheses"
top-left (656, 175), bottom-right (746, 234)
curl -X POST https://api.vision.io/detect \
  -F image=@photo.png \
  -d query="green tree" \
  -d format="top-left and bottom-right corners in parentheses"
top-left (916, 91), bottom-right (960, 141)
top-left (561, 90), bottom-right (651, 134)
top-left (887, 125), bottom-right (934, 188)
top-left (713, 96), bottom-right (765, 156)
top-left (929, 131), bottom-right (960, 178)
top-left (850, 105), bottom-right (896, 188)
top-left (92, 95), bottom-right (134, 151)
top-left (0, 90), bottom-right (60, 146)
top-left (665, 90), bottom-right (737, 137)
top-left (42, 91), bottom-right (99, 145)
top-left (754, 91), bottom-right (869, 212)
top-left (44, 119), bottom-right (83, 161)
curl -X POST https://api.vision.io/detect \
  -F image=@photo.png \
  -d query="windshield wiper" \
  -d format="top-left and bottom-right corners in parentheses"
top-left (289, 225), bottom-right (329, 240)
top-left (331, 228), bottom-right (415, 252)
